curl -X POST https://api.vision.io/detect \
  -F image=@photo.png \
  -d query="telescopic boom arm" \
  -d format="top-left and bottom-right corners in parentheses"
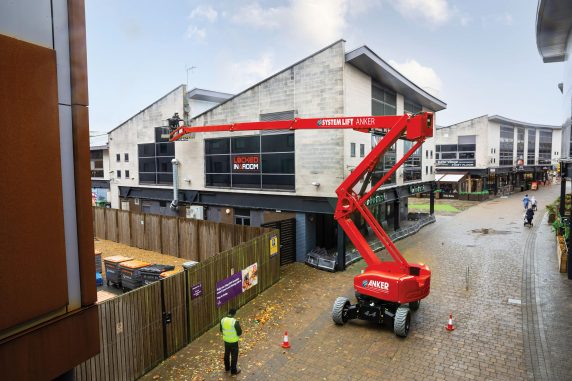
top-left (170, 112), bottom-right (434, 269)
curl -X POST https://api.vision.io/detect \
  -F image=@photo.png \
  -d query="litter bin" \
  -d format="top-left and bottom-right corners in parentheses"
top-left (136, 264), bottom-right (176, 285)
top-left (120, 260), bottom-right (151, 292)
top-left (95, 250), bottom-right (102, 274)
top-left (104, 255), bottom-right (133, 287)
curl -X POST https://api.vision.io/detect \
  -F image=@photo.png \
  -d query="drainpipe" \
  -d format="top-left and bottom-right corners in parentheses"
top-left (170, 158), bottom-right (179, 211)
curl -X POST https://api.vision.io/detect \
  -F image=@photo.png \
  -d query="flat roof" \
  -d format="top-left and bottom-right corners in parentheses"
top-left (188, 88), bottom-right (233, 103)
top-left (536, 0), bottom-right (572, 62)
top-left (345, 46), bottom-right (447, 112)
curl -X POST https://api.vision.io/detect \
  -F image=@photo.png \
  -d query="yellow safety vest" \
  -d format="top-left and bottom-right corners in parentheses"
top-left (221, 317), bottom-right (239, 343)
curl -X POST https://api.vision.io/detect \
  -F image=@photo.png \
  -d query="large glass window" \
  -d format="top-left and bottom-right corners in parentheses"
top-left (371, 134), bottom-right (396, 186)
top-left (499, 126), bottom-right (514, 166)
top-left (516, 128), bottom-right (525, 164)
top-left (435, 136), bottom-right (476, 167)
top-left (403, 140), bottom-right (422, 181)
top-left (204, 133), bottom-right (295, 191)
top-left (137, 127), bottom-right (175, 185)
top-left (404, 99), bottom-right (422, 114)
top-left (372, 83), bottom-right (396, 116)
top-left (527, 129), bottom-right (536, 165)
top-left (538, 130), bottom-right (552, 165)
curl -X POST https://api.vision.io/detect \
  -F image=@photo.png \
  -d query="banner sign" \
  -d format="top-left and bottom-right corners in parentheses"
top-left (232, 155), bottom-right (260, 173)
top-left (436, 159), bottom-right (475, 167)
top-left (242, 263), bottom-right (258, 292)
top-left (215, 273), bottom-right (242, 307)
top-left (270, 235), bottom-right (279, 257)
top-left (191, 283), bottom-right (203, 299)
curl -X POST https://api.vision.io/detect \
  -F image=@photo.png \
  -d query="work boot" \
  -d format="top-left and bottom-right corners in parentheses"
top-left (231, 368), bottom-right (241, 375)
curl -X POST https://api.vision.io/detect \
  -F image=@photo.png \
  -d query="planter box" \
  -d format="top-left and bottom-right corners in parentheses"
top-left (468, 194), bottom-right (479, 201)
top-left (459, 194), bottom-right (469, 200)
top-left (557, 235), bottom-right (568, 273)
top-left (548, 212), bottom-right (557, 224)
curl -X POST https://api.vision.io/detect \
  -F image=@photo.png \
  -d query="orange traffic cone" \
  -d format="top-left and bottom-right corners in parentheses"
top-left (281, 331), bottom-right (291, 348)
top-left (446, 313), bottom-right (455, 331)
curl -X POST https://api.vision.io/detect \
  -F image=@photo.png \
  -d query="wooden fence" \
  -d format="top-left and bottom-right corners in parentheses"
top-left (92, 207), bottom-right (268, 261)
top-left (74, 231), bottom-right (280, 381)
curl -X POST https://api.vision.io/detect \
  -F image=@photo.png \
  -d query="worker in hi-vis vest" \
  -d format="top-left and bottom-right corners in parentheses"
top-left (220, 308), bottom-right (242, 375)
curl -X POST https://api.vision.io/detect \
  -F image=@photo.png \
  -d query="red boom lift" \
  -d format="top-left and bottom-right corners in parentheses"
top-left (171, 112), bottom-right (433, 337)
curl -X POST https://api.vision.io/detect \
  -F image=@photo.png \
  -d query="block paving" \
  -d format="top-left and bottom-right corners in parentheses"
top-left (143, 185), bottom-right (572, 381)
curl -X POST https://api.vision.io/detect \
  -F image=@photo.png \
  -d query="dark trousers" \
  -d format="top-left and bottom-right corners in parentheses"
top-left (224, 341), bottom-right (239, 373)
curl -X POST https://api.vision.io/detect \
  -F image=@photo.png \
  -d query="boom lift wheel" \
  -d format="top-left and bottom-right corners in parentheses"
top-left (409, 300), bottom-right (420, 312)
top-left (393, 306), bottom-right (411, 337)
top-left (332, 297), bottom-right (350, 325)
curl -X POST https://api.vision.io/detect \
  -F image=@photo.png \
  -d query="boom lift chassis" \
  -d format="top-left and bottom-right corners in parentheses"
top-left (171, 112), bottom-right (433, 337)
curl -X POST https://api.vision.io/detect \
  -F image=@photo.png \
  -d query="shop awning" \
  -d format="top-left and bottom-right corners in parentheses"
top-left (437, 174), bottom-right (466, 183)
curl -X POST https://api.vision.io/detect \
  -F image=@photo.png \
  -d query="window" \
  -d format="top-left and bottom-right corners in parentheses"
top-left (404, 140), bottom-right (422, 181)
top-left (117, 170), bottom-right (121, 178)
top-left (124, 153), bottom-right (129, 162)
top-left (234, 208), bottom-right (251, 226)
top-left (538, 130), bottom-right (552, 165)
top-left (350, 143), bottom-right (356, 157)
top-left (527, 129), bottom-right (536, 165)
top-left (436, 136), bottom-right (476, 167)
top-left (371, 134), bottom-right (396, 185)
top-left (516, 128), bottom-right (525, 164)
top-left (404, 99), bottom-right (422, 114)
top-left (205, 133), bottom-right (295, 191)
top-left (426, 150), bottom-right (429, 159)
top-left (137, 127), bottom-right (175, 185)
top-left (430, 150), bottom-right (433, 159)
top-left (499, 126), bottom-right (514, 166)
top-left (372, 83), bottom-right (396, 116)
top-left (430, 166), bottom-right (433, 174)
top-left (116, 153), bottom-right (120, 162)
top-left (360, 144), bottom-right (365, 157)
top-left (90, 150), bottom-right (104, 178)
top-left (125, 170), bottom-right (130, 178)
top-left (425, 166), bottom-right (428, 175)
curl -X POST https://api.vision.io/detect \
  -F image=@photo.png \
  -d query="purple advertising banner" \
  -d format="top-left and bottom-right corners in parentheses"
top-left (215, 272), bottom-right (243, 307)
top-left (191, 283), bottom-right (203, 299)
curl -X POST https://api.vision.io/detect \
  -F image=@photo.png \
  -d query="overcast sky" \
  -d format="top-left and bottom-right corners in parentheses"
top-left (86, 0), bottom-right (564, 140)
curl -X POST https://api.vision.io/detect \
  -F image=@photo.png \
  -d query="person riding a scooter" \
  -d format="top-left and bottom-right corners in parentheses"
top-left (525, 207), bottom-right (535, 226)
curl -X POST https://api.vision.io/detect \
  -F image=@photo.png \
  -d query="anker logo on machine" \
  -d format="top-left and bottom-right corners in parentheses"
top-left (362, 280), bottom-right (389, 291)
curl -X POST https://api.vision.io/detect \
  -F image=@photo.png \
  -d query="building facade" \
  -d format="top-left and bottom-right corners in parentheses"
top-left (109, 40), bottom-right (446, 264)
top-left (435, 115), bottom-right (561, 196)
top-left (90, 143), bottom-right (110, 205)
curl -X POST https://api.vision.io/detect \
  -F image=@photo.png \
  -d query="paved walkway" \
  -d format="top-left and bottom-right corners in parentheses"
top-left (142, 185), bottom-right (572, 381)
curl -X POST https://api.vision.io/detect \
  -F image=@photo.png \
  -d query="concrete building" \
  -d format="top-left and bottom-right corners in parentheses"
top-left (90, 143), bottom-right (110, 204)
top-left (435, 115), bottom-right (561, 196)
top-left (109, 40), bottom-right (446, 265)
top-left (0, 1), bottom-right (99, 379)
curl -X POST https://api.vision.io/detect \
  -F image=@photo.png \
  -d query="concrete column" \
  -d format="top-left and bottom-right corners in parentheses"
top-left (336, 223), bottom-right (346, 271)
top-left (393, 199), bottom-right (400, 230)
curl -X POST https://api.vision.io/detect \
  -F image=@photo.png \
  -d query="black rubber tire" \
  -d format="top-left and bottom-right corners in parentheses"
top-left (106, 280), bottom-right (110, 287)
top-left (332, 297), bottom-right (350, 325)
top-left (409, 300), bottom-right (421, 312)
top-left (394, 306), bottom-right (411, 337)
